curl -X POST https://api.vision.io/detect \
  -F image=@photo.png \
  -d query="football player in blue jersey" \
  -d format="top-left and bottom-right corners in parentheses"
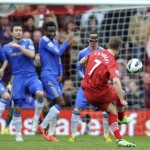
top-left (2, 24), bottom-right (44, 141)
top-left (69, 31), bottom-right (112, 142)
top-left (0, 45), bottom-right (11, 118)
top-left (38, 21), bottom-right (73, 142)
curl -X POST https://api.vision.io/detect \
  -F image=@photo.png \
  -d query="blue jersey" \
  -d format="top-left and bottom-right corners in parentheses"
top-left (0, 45), bottom-right (6, 62)
top-left (0, 46), bottom-right (8, 94)
top-left (3, 39), bottom-right (36, 75)
top-left (39, 36), bottom-right (68, 77)
top-left (77, 46), bottom-right (104, 79)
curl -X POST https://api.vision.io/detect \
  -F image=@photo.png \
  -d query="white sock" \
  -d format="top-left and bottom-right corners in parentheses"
top-left (41, 105), bottom-right (61, 129)
top-left (48, 117), bottom-right (58, 136)
top-left (103, 114), bottom-right (109, 137)
top-left (33, 99), bottom-right (43, 121)
top-left (71, 109), bottom-right (80, 137)
top-left (0, 98), bottom-right (8, 117)
top-left (12, 114), bottom-right (22, 133)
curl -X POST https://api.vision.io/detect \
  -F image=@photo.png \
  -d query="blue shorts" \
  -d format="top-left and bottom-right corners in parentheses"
top-left (75, 86), bottom-right (88, 109)
top-left (12, 74), bottom-right (43, 101)
top-left (41, 75), bottom-right (62, 100)
top-left (0, 81), bottom-right (8, 96)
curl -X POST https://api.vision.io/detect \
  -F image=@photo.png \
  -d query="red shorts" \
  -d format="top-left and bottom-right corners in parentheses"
top-left (84, 85), bottom-right (119, 111)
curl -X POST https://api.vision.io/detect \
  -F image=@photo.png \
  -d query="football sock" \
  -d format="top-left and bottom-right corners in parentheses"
top-left (71, 109), bottom-right (80, 137)
top-left (5, 107), bottom-right (13, 127)
top-left (116, 99), bottom-right (125, 121)
top-left (13, 112), bottom-right (22, 133)
top-left (41, 104), bottom-right (61, 129)
top-left (0, 98), bottom-right (8, 117)
top-left (33, 99), bottom-right (44, 121)
top-left (48, 118), bottom-right (58, 136)
top-left (102, 112), bottom-right (109, 137)
top-left (108, 114), bottom-right (122, 140)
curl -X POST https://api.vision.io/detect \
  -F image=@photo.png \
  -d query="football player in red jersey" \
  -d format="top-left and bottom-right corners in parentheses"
top-left (80, 36), bottom-right (136, 147)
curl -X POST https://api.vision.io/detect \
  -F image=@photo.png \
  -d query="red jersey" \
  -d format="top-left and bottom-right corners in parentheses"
top-left (81, 49), bottom-right (120, 92)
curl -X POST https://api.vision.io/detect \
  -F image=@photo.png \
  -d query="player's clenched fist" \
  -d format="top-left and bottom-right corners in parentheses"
top-left (65, 33), bottom-right (74, 42)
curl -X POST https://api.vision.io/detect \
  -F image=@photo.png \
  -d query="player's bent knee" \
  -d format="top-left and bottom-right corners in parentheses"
top-left (14, 106), bottom-right (22, 113)
top-left (56, 96), bottom-right (65, 107)
top-left (58, 100), bottom-right (65, 107)
top-left (2, 92), bottom-right (10, 100)
top-left (109, 109), bottom-right (117, 114)
top-left (73, 108), bottom-right (81, 115)
top-left (102, 112), bottom-right (108, 118)
top-left (36, 91), bottom-right (44, 99)
top-left (75, 107), bottom-right (82, 112)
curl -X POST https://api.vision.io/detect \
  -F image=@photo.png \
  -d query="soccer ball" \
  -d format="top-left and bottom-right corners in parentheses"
top-left (127, 58), bottom-right (143, 73)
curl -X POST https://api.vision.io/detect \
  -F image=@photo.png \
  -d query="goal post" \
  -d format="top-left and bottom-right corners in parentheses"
top-left (1, 0), bottom-right (150, 5)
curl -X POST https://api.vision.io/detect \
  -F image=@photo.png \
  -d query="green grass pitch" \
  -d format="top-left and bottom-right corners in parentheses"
top-left (0, 135), bottom-right (149, 150)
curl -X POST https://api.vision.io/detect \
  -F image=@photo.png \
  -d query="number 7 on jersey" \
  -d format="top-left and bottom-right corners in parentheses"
top-left (88, 59), bottom-right (101, 76)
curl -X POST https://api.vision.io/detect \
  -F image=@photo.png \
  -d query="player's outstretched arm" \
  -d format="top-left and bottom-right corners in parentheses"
top-left (43, 34), bottom-right (73, 57)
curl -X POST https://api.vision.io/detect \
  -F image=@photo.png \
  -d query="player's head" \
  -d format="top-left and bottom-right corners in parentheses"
top-left (10, 23), bottom-right (23, 40)
top-left (108, 36), bottom-right (121, 57)
top-left (87, 31), bottom-right (99, 50)
top-left (44, 21), bottom-right (56, 40)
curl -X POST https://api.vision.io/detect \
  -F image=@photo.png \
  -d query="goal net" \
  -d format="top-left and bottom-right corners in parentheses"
top-left (0, 4), bottom-right (150, 136)
top-left (61, 5), bottom-right (150, 136)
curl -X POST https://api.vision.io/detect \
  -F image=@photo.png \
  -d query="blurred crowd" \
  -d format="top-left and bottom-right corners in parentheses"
top-left (0, 4), bottom-right (150, 109)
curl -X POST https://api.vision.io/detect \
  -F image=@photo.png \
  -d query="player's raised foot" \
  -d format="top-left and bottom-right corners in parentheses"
top-left (32, 118), bottom-right (39, 133)
top-left (69, 136), bottom-right (76, 142)
top-left (16, 133), bottom-right (23, 142)
top-left (117, 139), bottom-right (136, 147)
top-left (104, 136), bottom-right (112, 143)
top-left (118, 116), bottom-right (132, 125)
top-left (3, 127), bottom-right (10, 134)
top-left (38, 124), bottom-right (47, 137)
top-left (44, 135), bottom-right (59, 142)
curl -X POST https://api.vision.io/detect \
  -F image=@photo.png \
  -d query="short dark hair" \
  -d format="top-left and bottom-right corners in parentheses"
top-left (109, 36), bottom-right (121, 50)
top-left (10, 23), bottom-right (23, 32)
top-left (43, 21), bottom-right (56, 31)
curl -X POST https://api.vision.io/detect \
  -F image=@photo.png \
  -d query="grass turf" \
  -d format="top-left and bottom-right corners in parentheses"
top-left (0, 135), bottom-right (149, 150)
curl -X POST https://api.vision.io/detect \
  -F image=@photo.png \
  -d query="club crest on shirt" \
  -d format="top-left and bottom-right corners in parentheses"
top-left (115, 69), bottom-right (120, 76)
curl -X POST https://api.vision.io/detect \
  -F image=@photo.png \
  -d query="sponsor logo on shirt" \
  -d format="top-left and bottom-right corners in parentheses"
top-left (10, 52), bottom-right (23, 57)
